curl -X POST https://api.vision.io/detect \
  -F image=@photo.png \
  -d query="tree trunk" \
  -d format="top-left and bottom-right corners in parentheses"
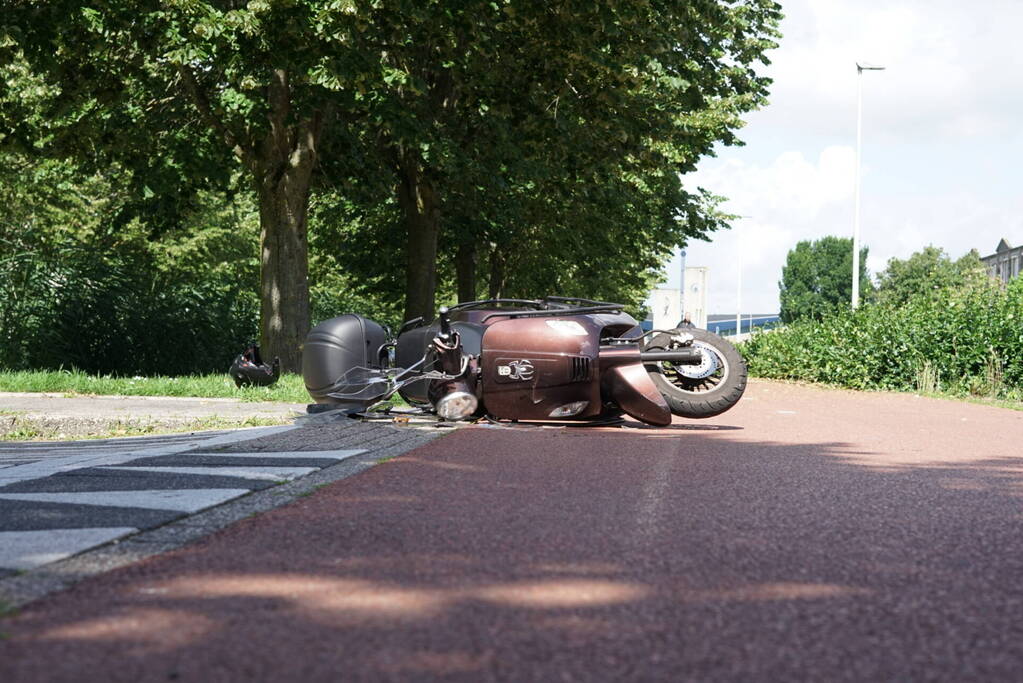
top-left (396, 152), bottom-right (441, 322)
top-left (181, 66), bottom-right (320, 373)
top-left (455, 241), bottom-right (477, 303)
top-left (256, 166), bottom-right (312, 373)
top-left (488, 246), bottom-right (506, 299)
top-left (253, 70), bottom-right (319, 373)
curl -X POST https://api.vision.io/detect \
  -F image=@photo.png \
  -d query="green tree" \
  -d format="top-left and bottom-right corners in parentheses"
top-left (875, 246), bottom-right (987, 306)
top-left (1, 2), bottom-right (381, 370)
top-left (779, 236), bottom-right (871, 322)
top-left (3, 0), bottom-right (781, 350)
top-left (329, 0), bottom-right (782, 318)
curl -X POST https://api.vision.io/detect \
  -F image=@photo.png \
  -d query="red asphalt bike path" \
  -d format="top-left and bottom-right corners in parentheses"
top-left (2, 379), bottom-right (1023, 681)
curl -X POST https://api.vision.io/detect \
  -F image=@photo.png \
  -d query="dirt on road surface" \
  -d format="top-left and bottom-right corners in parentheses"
top-left (2, 379), bottom-right (1023, 681)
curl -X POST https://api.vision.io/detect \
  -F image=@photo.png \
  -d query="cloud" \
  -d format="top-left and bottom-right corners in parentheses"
top-left (659, 0), bottom-right (1023, 316)
top-left (754, 0), bottom-right (1023, 142)
top-left (695, 146), bottom-right (854, 219)
top-left (680, 147), bottom-right (856, 313)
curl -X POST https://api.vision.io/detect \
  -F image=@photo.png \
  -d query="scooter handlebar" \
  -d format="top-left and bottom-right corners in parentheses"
top-left (639, 348), bottom-right (703, 364)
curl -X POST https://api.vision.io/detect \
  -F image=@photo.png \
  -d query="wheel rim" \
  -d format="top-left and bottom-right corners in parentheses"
top-left (655, 341), bottom-right (730, 395)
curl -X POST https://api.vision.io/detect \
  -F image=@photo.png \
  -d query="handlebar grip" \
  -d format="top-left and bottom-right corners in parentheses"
top-left (438, 306), bottom-right (452, 339)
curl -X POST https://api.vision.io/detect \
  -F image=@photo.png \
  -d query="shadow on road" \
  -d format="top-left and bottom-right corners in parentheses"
top-left (3, 425), bottom-right (1023, 681)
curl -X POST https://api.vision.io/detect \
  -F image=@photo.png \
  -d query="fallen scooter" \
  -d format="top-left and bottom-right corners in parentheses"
top-left (301, 297), bottom-right (746, 426)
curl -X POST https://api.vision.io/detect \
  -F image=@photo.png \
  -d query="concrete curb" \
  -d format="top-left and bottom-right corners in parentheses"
top-left (0, 415), bottom-right (293, 440)
top-left (0, 392), bottom-right (305, 440)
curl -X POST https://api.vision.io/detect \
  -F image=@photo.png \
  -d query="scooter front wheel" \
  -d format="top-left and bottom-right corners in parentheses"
top-left (642, 328), bottom-right (747, 419)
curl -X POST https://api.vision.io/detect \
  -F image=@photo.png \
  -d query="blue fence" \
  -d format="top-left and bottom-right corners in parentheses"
top-left (640, 315), bottom-right (780, 335)
top-left (709, 315), bottom-right (780, 336)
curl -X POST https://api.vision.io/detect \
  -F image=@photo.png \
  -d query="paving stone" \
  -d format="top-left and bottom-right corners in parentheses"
top-left (98, 464), bottom-right (318, 482)
top-left (0, 470), bottom-right (273, 493)
top-left (130, 524), bottom-right (220, 545)
top-left (107, 448), bottom-right (364, 469)
top-left (0, 527), bottom-right (138, 571)
top-left (47, 541), bottom-right (170, 577)
top-left (0, 488), bottom-right (251, 513)
top-left (0, 500), bottom-right (182, 532)
top-left (0, 422), bottom-right (443, 607)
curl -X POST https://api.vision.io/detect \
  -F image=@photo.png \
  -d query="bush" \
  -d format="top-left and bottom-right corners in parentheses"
top-left (0, 162), bottom-right (263, 376)
top-left (742, 277), bottom-right (1023, 397)
top-left (0, 241), bottom-right (259, 376)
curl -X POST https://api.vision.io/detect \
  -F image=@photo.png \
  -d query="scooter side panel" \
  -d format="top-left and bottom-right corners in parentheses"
top-left (480, 318), bottom-right (602, 420)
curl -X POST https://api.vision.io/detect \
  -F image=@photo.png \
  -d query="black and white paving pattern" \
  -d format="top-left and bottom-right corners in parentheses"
top-left (0, 427), bottom-right (364, 573)
top-left (0, 431), bottom-right (235, 468)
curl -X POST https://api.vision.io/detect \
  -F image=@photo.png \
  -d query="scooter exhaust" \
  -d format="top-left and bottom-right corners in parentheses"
top-left (639, 349), bottom-right (703, 364)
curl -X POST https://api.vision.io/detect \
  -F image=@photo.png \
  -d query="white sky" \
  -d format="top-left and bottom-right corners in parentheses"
top-left (660, 0), bottom-right (1023, 314)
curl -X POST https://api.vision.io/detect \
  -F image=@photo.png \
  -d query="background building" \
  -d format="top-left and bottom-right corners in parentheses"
top-left (981, 239), bottom-right (1023, 283)
top-left (649, 266), bottom-right (709, 331)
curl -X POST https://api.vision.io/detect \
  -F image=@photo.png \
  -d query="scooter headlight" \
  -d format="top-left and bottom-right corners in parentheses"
top-left (433, 380), bottom-right (479, 421)
top-left (549, 401), bottom-right (589, 418)
top-left (436, 391), bottom-right (477, 421)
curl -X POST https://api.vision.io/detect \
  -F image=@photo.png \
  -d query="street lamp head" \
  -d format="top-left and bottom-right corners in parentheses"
top-left (856, 62), bottom-right (886, 72)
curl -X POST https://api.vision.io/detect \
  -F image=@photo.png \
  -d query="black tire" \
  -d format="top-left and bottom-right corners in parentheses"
top-left (642, 328), bottom-right (747, 419)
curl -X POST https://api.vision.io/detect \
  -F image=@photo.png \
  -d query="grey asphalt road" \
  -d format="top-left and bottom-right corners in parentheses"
top-left (2, 379), bottom-right (1023, 681)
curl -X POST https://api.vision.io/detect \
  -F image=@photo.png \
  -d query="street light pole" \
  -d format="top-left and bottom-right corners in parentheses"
top-left (736, 236), bottom-right (741, 337)
top-left (679, 247), bottom-right (687, 324)
top-left (734, 216), bottom-right (750, 338)
top-left (852, 62), bottom-right (885, 309)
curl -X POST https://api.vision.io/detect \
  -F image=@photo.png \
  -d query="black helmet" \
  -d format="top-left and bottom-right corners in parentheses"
top-left (230, 343), bottom-right (280, 387)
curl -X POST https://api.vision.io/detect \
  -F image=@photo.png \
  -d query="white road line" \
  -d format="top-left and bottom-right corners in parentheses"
top-left (0, 459), bottom-right (39, 469)
top-left (0, 431), bottom-right (229, 455)
top-left (186, 449), bottom-right (366, 461)
top-left (0, 527), bottom-right (138, 571)
top-left (99, 465), bottom-right (318, 482)
top-left (0, 488), bottom-right (252, 513)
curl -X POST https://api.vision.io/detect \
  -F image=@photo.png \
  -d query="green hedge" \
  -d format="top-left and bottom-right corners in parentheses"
top-left (0, 242), bottom-right (260, 376)
top-left (742, 277), bottom-right (1023, 396)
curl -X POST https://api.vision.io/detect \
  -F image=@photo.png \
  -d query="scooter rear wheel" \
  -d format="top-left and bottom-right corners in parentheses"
top-left (642, 328), bottom-right (747, 419)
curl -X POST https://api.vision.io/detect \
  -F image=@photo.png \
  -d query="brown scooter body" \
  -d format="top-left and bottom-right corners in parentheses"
top-left (304, 297), bottom-right (744, 426)
top-left (401, 299), bottom-right (676, 426)
top-left (477, 314), bottom-right (670, 425)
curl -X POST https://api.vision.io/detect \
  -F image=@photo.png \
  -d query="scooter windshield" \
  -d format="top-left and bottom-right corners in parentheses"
top-left (324, 362), bottom-right (425, 401)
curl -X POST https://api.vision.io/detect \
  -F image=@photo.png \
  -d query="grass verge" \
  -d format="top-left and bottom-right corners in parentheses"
top-left (0, 369), bottom-right (308, 403)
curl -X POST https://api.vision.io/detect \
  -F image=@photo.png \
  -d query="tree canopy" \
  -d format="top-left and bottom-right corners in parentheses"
top-left (1, 1), bottom-right (781, 373)
top-left (875, 246), bottom-right (987, 306)
top-left (779, 236), bottom-right (871, 323)
top-left (3, 1), bottom-right (385, 369)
